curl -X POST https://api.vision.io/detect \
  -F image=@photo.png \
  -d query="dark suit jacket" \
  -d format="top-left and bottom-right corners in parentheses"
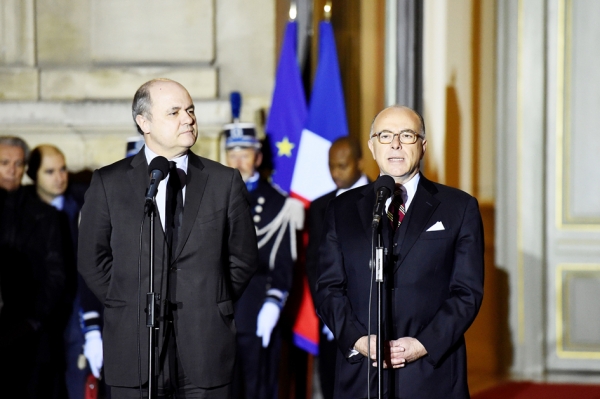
top-left (315, 174), bottom-right (484, 399)
top-left (58, 187), bottom-right (103, 337)
top-left (306, 189), bottom-right (337, 301)
top-left (78, 149), bottom-right (258, 388)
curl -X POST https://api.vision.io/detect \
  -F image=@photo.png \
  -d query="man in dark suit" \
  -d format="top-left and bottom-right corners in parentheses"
top-left (315, 106), bottom-right (484, 398)
top-left (306, 136), bottom-right (368, 399)
top-left (0, 136), bottom-right (67, 399)
top-left (78, 78), bottom-right (258, 398)
top-left (224, 123), bottom-right (302, 398)
top-left (28, 144), bottom-right (104, 399)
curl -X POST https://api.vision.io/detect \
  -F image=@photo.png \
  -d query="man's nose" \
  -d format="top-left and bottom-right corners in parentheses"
top-left (390, 135), bottom-right (402, 149)
top-left (181, 111), bottom-right (195, 124)
top-left (6, 163), bottom-right (16, 175)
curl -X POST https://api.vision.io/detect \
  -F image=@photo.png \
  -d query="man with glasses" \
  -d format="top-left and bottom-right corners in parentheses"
top-left (314, 105), bottom-right (484, 398)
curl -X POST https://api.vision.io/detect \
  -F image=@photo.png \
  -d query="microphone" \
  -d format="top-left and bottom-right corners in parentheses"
top-left (372, 175), bottom-right (396, 228)
top-left (144, 156), bottom-right (170, 212)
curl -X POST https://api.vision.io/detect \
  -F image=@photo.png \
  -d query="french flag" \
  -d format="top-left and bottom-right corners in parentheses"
top-left (266, 20), bottom-right (307, 194)
top-left (290, 21), bottom-right (348, 206)
top-left (291, 21), bottom-right (348, 355)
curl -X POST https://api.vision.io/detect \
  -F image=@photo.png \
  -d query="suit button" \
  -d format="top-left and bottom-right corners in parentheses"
top-left (170, 267), bottom-right (177, 272)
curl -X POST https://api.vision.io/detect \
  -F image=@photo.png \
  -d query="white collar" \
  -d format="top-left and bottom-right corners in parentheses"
top-left (50, 195), bottom-right (65, 211)
top-left (336, 174), bottom-right (369, 197)
top-left (383, 173), bottom-right (420, 211)
top-left (144, 145), bottom-right (189, 173)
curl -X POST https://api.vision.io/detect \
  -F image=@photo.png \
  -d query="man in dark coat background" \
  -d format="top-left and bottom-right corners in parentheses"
top-left (27, 144), bottom-right (105, 399)
top-left (315, 106), bottom-right (484, 398)
top-left (306, 136), bottom-right (369, 399)
top-left (0, 136), bottom-right (67, 399)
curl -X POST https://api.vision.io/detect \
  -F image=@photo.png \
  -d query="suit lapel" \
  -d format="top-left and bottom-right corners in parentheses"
top-left (172, 152), bottom-right (207, 261)
top-left (357, 183), bottom-right (376, 244)
top-left (127, 149), bottom-right (151, 206)
top-left (127, 148), bottom-right (168, 289)
top-left (394, 175), bottom-right (440, 273)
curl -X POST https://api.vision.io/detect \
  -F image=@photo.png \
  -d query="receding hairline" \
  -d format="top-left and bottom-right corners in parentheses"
top-left (146, 78), bottom-right (190, 100)
top-left (36, 144), bottom-right (65, 159)
top-left (133, 78), bottom-right (187, 109)
top-left (369, 105), bottom-right (425, 137)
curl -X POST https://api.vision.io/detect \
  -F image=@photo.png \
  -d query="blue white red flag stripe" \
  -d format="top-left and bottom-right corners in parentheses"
top-left (291, 20), bottom-right (349, 355)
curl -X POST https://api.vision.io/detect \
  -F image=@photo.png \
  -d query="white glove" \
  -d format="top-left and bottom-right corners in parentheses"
top-left (84, 330), bottom-right (104, 378)
top-left (256, 301), bottom-right (281, 348)
top-left (322, 323), bottom-right (334, 341)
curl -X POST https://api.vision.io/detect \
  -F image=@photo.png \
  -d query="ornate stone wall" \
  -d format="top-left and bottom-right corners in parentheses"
top-left (0, 0), bottom-right (274, 173)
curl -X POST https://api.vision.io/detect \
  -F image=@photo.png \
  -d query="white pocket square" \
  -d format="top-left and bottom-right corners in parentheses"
top-left (426, 221), bottom-right (445, 232)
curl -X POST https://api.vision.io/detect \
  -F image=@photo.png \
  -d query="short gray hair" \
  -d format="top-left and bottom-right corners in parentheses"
top-left (0, 136), bottom-right (30, 162)
top-left (131, 78), bottom-right (174, 135)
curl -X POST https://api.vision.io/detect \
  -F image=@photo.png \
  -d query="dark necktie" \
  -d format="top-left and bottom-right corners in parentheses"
top-left (387, 185), bottom-right (405, 231)
top-left (165, 161), bottom-right (183, 257)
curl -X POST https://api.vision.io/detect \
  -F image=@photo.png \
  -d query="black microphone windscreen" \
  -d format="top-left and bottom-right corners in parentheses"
top-left (373, 175), bottom-right (396, 195)
top-left (147, 156), bottom-right (170, 177)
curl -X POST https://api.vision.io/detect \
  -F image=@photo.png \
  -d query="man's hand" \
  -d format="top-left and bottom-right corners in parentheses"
top-left (353, 335), bottom-right (427, 368)
top-left (387, 337), bottom-right (427, 368)
top-left (353, 335), bottom-right (377, 359)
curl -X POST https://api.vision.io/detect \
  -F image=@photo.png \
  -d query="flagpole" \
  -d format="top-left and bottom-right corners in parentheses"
top-left (289, 1), bottom-right (297, 21)
top-left (324, 1), bottom-right (332, 21)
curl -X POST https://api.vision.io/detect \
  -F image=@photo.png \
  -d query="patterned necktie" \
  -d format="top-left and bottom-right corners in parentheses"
top-left (165, 161), bottom-right (183, 256)
top-left (387, 185), bottom-right (405, 231)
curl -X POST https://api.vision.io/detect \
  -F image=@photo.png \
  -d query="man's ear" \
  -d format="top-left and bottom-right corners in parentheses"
top-left (135, 114), bottom-right (150, 134)
top-left (255, 151), bottom-right (263, 168)
top-left (367, 139), bottom-right (376, 160)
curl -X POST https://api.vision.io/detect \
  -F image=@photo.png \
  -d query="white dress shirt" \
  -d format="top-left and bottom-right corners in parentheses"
top-left (384, 172), bottom-right (420, 212)
top-left (144, 146), bottom-right (188, 232)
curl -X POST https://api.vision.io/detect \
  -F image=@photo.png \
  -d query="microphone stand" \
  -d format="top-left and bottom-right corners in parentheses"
top-left (145, 200), bottom-right (158, 399)
top-left (371, 222), bottom-right (386, 399)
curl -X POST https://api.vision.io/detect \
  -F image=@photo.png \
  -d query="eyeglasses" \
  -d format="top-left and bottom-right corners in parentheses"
top-left (370, 130), bottom-right (423, 145)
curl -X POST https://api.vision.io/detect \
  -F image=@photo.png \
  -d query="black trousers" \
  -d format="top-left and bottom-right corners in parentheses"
top-left (232, 327), bottom-right (282, 399)
top-left (110, 318), bottom-right (230, 399)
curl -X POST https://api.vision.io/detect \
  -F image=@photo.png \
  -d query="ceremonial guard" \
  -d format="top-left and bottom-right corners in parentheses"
top-left (224, 110), bottom-right (303, 398)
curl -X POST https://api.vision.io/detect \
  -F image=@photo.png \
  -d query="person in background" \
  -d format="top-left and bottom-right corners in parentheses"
top-left (0, 136), bottom-right (67, 399)
top-left (305, 136), bottom-right (368, 399)
top-left (27, 144), bottom-right (105, 399)
top-left (225, 122), bottom-right (303, 399)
